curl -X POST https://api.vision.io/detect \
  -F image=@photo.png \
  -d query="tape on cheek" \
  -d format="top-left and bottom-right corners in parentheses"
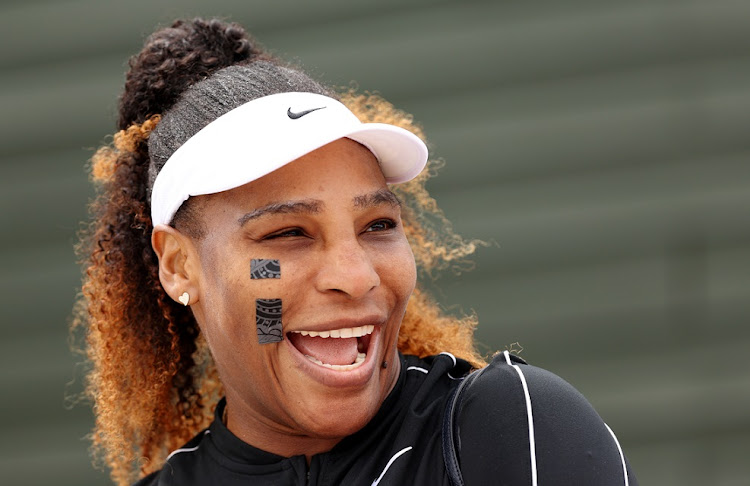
top-left (256, 298), bottom-right (283, 344)
top-left (251, 259), bottom-right (281, 279)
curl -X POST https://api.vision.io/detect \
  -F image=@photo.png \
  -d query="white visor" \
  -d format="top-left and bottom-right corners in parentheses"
top-left (150, 92), bottom-right (428, 226)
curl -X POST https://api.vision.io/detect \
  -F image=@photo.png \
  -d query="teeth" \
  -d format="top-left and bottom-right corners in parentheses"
top-left (295, 325), bottom-right (373, 339)
top-left (304, 352), bottom-right (366, 370)
top-left (331, 328), bottom-right (352, 338)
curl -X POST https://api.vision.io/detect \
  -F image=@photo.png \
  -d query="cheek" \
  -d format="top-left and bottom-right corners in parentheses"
top-left (198, 264), bottom-right (288, 380)
top-left (199, 255), bottom-right (278, 340)
top-left (379, 241), bottom-right (417, 302)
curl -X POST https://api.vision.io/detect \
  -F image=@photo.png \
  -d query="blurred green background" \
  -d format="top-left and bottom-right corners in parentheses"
top-left (1, 0), bottom-right (749, 484)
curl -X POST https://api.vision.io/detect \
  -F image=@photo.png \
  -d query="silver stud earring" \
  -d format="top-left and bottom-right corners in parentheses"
top-left (178, 292), bottom-right (190, 306)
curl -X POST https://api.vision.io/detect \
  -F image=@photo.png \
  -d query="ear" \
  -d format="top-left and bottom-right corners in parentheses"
top-left (151, 224), bottom-right (200, 306)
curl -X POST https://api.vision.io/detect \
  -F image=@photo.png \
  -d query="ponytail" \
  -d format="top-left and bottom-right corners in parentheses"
top-left (74, 18), bottom-right (264, 485)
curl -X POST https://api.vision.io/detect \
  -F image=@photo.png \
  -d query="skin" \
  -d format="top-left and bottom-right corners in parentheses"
top-left (152, 138), bottom-right (417, 459)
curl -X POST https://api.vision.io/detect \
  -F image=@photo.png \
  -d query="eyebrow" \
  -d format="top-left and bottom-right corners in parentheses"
top-left (353, 188), bottom-right (402, 209)
top-left (238, 189), bottom-right (401, 226)
top-left (238, 200), bottom-right (322, 226)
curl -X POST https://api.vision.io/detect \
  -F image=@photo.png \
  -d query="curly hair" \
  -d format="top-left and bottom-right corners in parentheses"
top-left (72, 18), bottom-right (486, 486)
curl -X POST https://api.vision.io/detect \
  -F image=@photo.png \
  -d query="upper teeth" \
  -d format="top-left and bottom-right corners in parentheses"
top-left (292, 325), bottom-right (374, 339)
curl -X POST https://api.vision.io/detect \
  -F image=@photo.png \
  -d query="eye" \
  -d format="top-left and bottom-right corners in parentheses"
top-left (365, 219), bottom-right (397, 232)
top-left (264, 227), bottom-right (306, 239)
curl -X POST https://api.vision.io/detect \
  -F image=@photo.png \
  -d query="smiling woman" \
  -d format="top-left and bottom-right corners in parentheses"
top-left (73, 18), bottom-right (637, 486)
top-left (157, 138), bottom-right (420, 456)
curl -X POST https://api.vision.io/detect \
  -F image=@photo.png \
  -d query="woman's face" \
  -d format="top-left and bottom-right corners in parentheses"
top-left (187, 138), bottom-right (416, 456)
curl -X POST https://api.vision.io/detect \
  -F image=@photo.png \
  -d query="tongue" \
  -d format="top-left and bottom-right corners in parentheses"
top-left (289, 334), bottom-right (359, 365)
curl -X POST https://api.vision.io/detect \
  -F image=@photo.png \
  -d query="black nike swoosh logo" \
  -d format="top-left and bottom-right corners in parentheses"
top-left (287, 106), bottom-right (326, 119)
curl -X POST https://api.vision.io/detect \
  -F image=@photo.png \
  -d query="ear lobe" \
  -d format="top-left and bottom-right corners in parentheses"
top-left (151, 224), bottom-right (199, 306)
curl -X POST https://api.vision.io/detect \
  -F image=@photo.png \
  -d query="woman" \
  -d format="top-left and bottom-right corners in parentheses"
top-left (74, 18), bottom-right (637, 486)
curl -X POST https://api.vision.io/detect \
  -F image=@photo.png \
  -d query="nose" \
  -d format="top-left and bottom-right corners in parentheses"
top-left (315, 239), bottom-right (380, 299)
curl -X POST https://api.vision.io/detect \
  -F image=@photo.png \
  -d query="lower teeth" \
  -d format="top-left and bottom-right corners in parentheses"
top-left (305, 352), bottom-right (366, 370)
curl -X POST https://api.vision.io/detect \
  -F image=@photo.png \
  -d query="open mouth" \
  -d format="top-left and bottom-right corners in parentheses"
top-left (287, 325), bottom-right (374, 371)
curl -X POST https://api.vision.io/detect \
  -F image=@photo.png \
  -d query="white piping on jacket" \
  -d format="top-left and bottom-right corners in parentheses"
top-left (371, 446), bottom-right (413, 486)
top-left (503, 350), bottom-right (537, 486)
top-left (605, 423), bottom-right (630, 486)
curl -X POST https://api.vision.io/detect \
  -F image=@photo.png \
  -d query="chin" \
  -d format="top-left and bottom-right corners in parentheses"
top-left (297, 391), bottom-right (380, 440)
top-left (305, 414), bottom-right (373, 440)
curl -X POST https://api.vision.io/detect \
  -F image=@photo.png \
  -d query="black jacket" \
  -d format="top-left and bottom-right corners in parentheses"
top-left (135, 352), bottom-right (637, 485)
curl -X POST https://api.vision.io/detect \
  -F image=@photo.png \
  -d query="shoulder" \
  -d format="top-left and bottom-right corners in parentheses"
top-left (455, 351), bottom-right (637, 485)
top-left (459, 351), bottom-right (593, 417)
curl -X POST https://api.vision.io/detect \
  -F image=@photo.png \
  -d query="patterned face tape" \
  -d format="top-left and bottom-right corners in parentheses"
top-left (251, 259), bottom-right (281, 279)
top-left (256, 298), bottom-right (283, 344)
